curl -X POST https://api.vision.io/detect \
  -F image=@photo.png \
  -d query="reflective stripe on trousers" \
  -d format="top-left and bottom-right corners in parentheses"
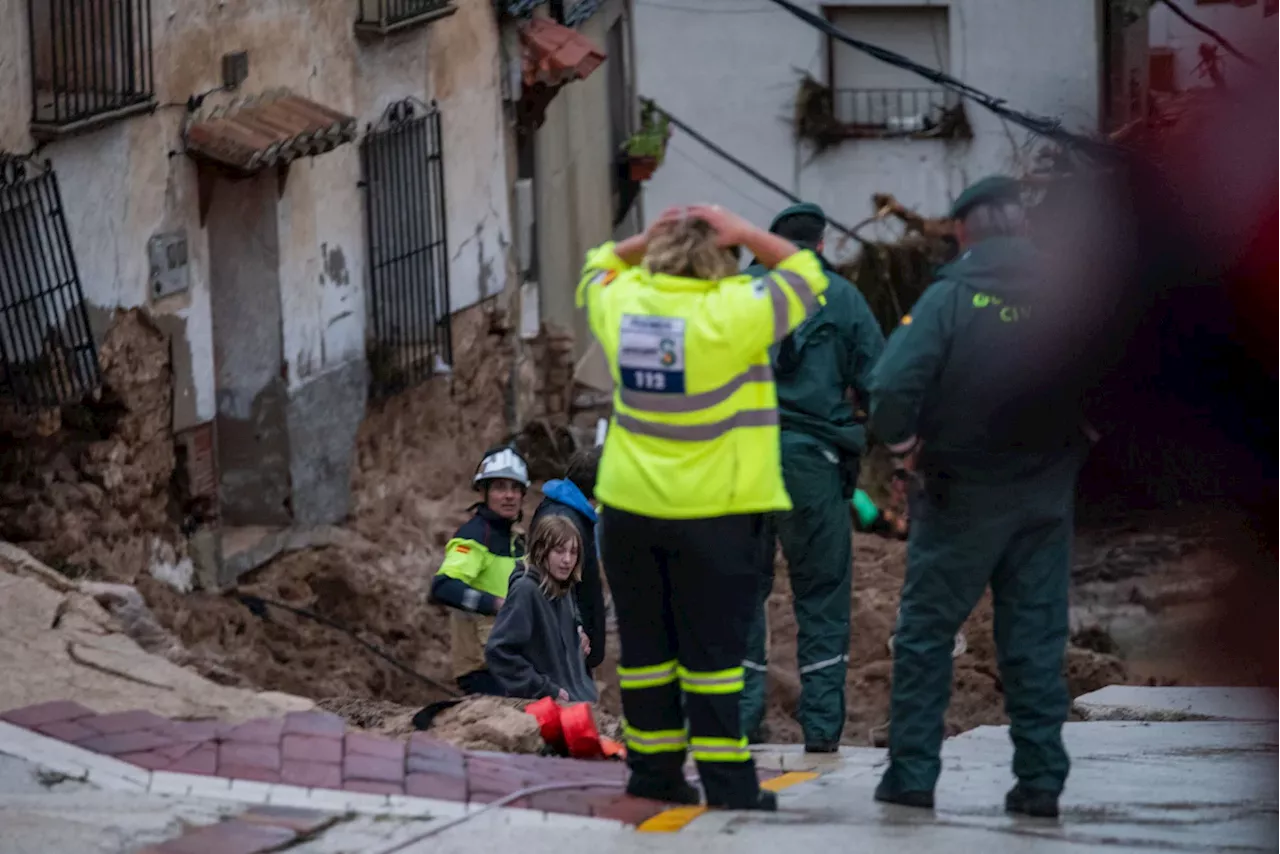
top-left (798, 653), bottom-right (849, 676)
top-left (679, 665), bottom-right (745, 695)
top-left (623, 722), bottom-right (689, 755)
top-left (691, 736), bottom-right (751, 763)
top-left (618, 659), bottom-right (678, 690)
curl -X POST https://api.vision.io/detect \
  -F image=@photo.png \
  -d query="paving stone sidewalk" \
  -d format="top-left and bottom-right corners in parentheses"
top-left (0, 700), bottom-right (777, 831)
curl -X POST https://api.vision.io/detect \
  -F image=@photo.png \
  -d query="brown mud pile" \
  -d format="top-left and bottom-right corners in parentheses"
top-left (593, 532), bottom-right (1130, 746)
top-left (0, 310), bottom-right (185, 583)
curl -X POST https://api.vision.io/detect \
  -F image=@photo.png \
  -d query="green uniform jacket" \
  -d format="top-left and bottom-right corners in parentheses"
top-left (868, 236), bottom-right (1089, 483)
top-left (745, 257), bottom-right (885, 460)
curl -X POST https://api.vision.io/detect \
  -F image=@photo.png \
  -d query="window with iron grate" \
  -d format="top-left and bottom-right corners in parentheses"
top-left (27, 0), bottom-right (156, 139)
top-left (360, 100), bottom-right (453, 400)
top-left (0, 158), bottom-right (102, 408)
top-left (825, 5), bottom-right (964, 138)
top-left (355, 0), bottom-right (457, 37)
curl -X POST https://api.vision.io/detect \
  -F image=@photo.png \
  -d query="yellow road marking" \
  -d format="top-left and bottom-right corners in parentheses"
top-left (636, 771), bottom-right (821, 833)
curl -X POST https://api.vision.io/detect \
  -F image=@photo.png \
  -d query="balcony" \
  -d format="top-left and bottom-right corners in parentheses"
top-left (27, 0), bottom-right (156, 140)
top-left (355, 0), bottom-right (457, 38)
top-left (831, 88), bottom-right (969, 139)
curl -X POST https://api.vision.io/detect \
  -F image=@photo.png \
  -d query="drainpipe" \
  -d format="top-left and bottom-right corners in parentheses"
top-left (624, 0), bottom-right (643, 229)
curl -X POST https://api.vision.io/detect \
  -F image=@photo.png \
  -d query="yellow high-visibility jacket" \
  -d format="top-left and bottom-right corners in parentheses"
top-left (577, 243), bottom-right (829, 519)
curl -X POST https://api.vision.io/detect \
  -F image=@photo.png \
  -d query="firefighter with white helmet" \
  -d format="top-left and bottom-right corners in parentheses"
top-left (429, 445), bottom-right (530, 694)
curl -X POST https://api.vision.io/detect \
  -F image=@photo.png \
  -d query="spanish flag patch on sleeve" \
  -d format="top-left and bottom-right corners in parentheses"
top-left (454, 545), bottom-right (471, 554)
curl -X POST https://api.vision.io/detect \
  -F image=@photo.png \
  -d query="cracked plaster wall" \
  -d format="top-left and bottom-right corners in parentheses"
top-left (0, 0), bottom-right (512, 429)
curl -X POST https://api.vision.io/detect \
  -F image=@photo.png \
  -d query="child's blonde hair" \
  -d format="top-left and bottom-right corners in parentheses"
top-left (644, 216), bottom-right (740, 280)
top-left (526, 515), bottom-right (582, 599)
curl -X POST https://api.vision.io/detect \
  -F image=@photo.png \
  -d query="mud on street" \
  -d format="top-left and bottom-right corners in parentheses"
top-left (0, 306), bottom-right (1260, 750)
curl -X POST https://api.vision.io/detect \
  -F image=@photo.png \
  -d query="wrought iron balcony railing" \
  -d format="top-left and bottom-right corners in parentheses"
top-left (27, 0), bottom-right (156, 139)
top-left (831, 88), bottom-right (963, 137)
top-left (355, 0), bottom-right (457, 37)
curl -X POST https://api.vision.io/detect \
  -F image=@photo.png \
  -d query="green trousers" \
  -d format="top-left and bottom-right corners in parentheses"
top-left (879, 458), bottom-right (1078, 796)
top-left (741, 435), bottom-right (853, 745)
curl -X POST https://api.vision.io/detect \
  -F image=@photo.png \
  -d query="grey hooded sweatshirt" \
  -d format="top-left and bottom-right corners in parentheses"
top-left (484, 563), bottom-right (599, 703)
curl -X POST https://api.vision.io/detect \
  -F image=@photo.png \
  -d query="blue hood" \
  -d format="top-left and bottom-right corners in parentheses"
top-left (542, 479), bottom-right (597, 522)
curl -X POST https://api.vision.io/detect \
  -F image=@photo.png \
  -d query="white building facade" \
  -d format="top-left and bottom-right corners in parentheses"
top-left (635, 0), bottom-right (1103, 252)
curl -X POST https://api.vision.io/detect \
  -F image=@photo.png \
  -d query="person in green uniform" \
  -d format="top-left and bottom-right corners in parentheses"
top-left (740, 202), bottom-right (886, 752)
top-left (868, 176), bottom-right (1092, 818)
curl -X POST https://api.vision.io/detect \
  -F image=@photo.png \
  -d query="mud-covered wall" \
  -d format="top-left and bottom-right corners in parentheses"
top-left (0, 311), bottom-right (184, 584)
top-left (0, 0), bottom-right (513, 434)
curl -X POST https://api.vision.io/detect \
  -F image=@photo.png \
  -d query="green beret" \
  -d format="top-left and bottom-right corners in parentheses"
top-left (948, 175), bottom-right (1022, 219)
top-left (769, 202), bottom-right (827, 233)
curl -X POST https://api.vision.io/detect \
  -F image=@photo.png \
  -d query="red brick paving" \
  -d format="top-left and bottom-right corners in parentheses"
top-left (0, 700), bottom-right (95, 728)
top-left (280, 759), bottom-right (343, 789)
top-left (345, 779), bottom-right (405, 795)
top-left (343, 752), bottom-right (405, 784)
top-left (345, 731), bottom-right (406, 760)
top-left (282, 710), bottom-right (345, 737)
top-left (81, 710), bottom-right (171, 734)
top-left (1, 701), bottom-right (680, 826)
top-left (281, 734), bottom-right (342, 763)
top-left (218, 741), bottom-right (281, 771)
top-left (35, 720), bottom-right (97, 742)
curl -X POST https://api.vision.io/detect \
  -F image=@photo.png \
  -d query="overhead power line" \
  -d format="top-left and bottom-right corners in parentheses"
top-left (760, 0), bottom-right (1120, 159)
top-left (1156, 0), bottom-right (1259, 68)
top-left (644, 99), bottom-right (866, 243)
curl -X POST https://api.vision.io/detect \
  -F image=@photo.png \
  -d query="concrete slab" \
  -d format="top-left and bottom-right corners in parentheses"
top-left (729, 721), bottom-right (1278, 853)
top-left (0, 754), bottom-right (235, 854)
top-left (1074, 686), bottom-right (1279, 722)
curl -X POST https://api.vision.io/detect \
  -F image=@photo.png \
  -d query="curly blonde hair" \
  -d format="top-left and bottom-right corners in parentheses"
top-left (644, 217), bottom-right (740, 280)
top-left (526, 515), bottom-right (582, 599)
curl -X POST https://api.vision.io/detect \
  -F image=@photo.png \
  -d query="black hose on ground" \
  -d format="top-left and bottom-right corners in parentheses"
top-left (234, 593), bottom-right (463, 699)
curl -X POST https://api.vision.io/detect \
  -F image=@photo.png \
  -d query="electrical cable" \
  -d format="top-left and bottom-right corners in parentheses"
top-left (636, 0), bottom-right (780, 14)
top-left (760, 0), bottom-right (1121, 159)
top-left (643, 99), bottom-right (864, 243)
top-left (1156, 0), bottom-right (1258, 68)
top-left (234, 593), bottom-right (462, 698)
top-left (373, 779), bottom-right (632, 852)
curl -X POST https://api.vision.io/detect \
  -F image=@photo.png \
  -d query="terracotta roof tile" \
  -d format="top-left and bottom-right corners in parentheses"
top-left (185, 90), bottom-right (357, 173)
top-left (520, 17), bottom-right (605, 88)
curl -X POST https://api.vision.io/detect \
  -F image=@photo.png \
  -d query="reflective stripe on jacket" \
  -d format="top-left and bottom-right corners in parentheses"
top-left (577, 243), bottom-right (830, 519)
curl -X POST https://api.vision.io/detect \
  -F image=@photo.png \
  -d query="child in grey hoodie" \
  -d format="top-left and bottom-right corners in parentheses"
top-left (485, 514), bottom-right (599, 703)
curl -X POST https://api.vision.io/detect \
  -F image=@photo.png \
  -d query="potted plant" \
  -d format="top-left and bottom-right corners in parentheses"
top-left (623, 104), bottom-right (671, 182)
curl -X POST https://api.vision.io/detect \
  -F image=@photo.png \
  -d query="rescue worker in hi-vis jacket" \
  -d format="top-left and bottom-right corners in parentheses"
top-left (869, 176), bottom-right (1092, 818)
top-left (579, 204), bottom-right (830, 812)
top-left (429, 445), bottom-right (529, 696)
top-left (738, 202), bottom-right (885, 752)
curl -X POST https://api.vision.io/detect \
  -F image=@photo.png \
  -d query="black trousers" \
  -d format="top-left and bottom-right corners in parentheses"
top-left (600, 507), bottom-right (765, 808)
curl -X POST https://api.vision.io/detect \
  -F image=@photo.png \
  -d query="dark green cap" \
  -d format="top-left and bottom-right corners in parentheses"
top-left (769, 202), bottom-right (826, 233)
top-left (948, 175), bottom-right (1022, 219)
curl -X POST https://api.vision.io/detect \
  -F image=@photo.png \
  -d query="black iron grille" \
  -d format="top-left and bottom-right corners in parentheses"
top-left (0, 156), bottom-right (102, 408)
top-left (361, 99), bottom-right (452, 401)
top-left (27, 0), bottom-right (156, 133)
top-left (832, 88), bottom-right (959, 131)
top-left (356, 0), bottom-right (454, 29)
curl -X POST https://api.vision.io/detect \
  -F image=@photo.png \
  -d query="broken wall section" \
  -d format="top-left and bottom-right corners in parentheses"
top-left (0, 309), bottom-right (188, 585)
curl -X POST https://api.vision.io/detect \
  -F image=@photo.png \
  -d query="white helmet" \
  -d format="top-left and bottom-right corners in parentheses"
top-left (473, 446), bottom-right (530, 489)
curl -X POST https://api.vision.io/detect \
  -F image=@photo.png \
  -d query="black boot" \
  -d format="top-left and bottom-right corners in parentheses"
top-left (1005, 784), bottom-right (1060, 818)
top-left (707, 788), bottom-right (778, 812)
top-left (874, 777), bottom-right (935, 809)
top-left (626, 773), bottom-right (701, 805)
top-left (804, 741), bottom-right (840, 754)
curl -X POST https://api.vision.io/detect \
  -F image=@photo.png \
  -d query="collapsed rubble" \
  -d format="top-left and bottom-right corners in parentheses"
top-left (0, 299), bottom-right (1243, 751)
